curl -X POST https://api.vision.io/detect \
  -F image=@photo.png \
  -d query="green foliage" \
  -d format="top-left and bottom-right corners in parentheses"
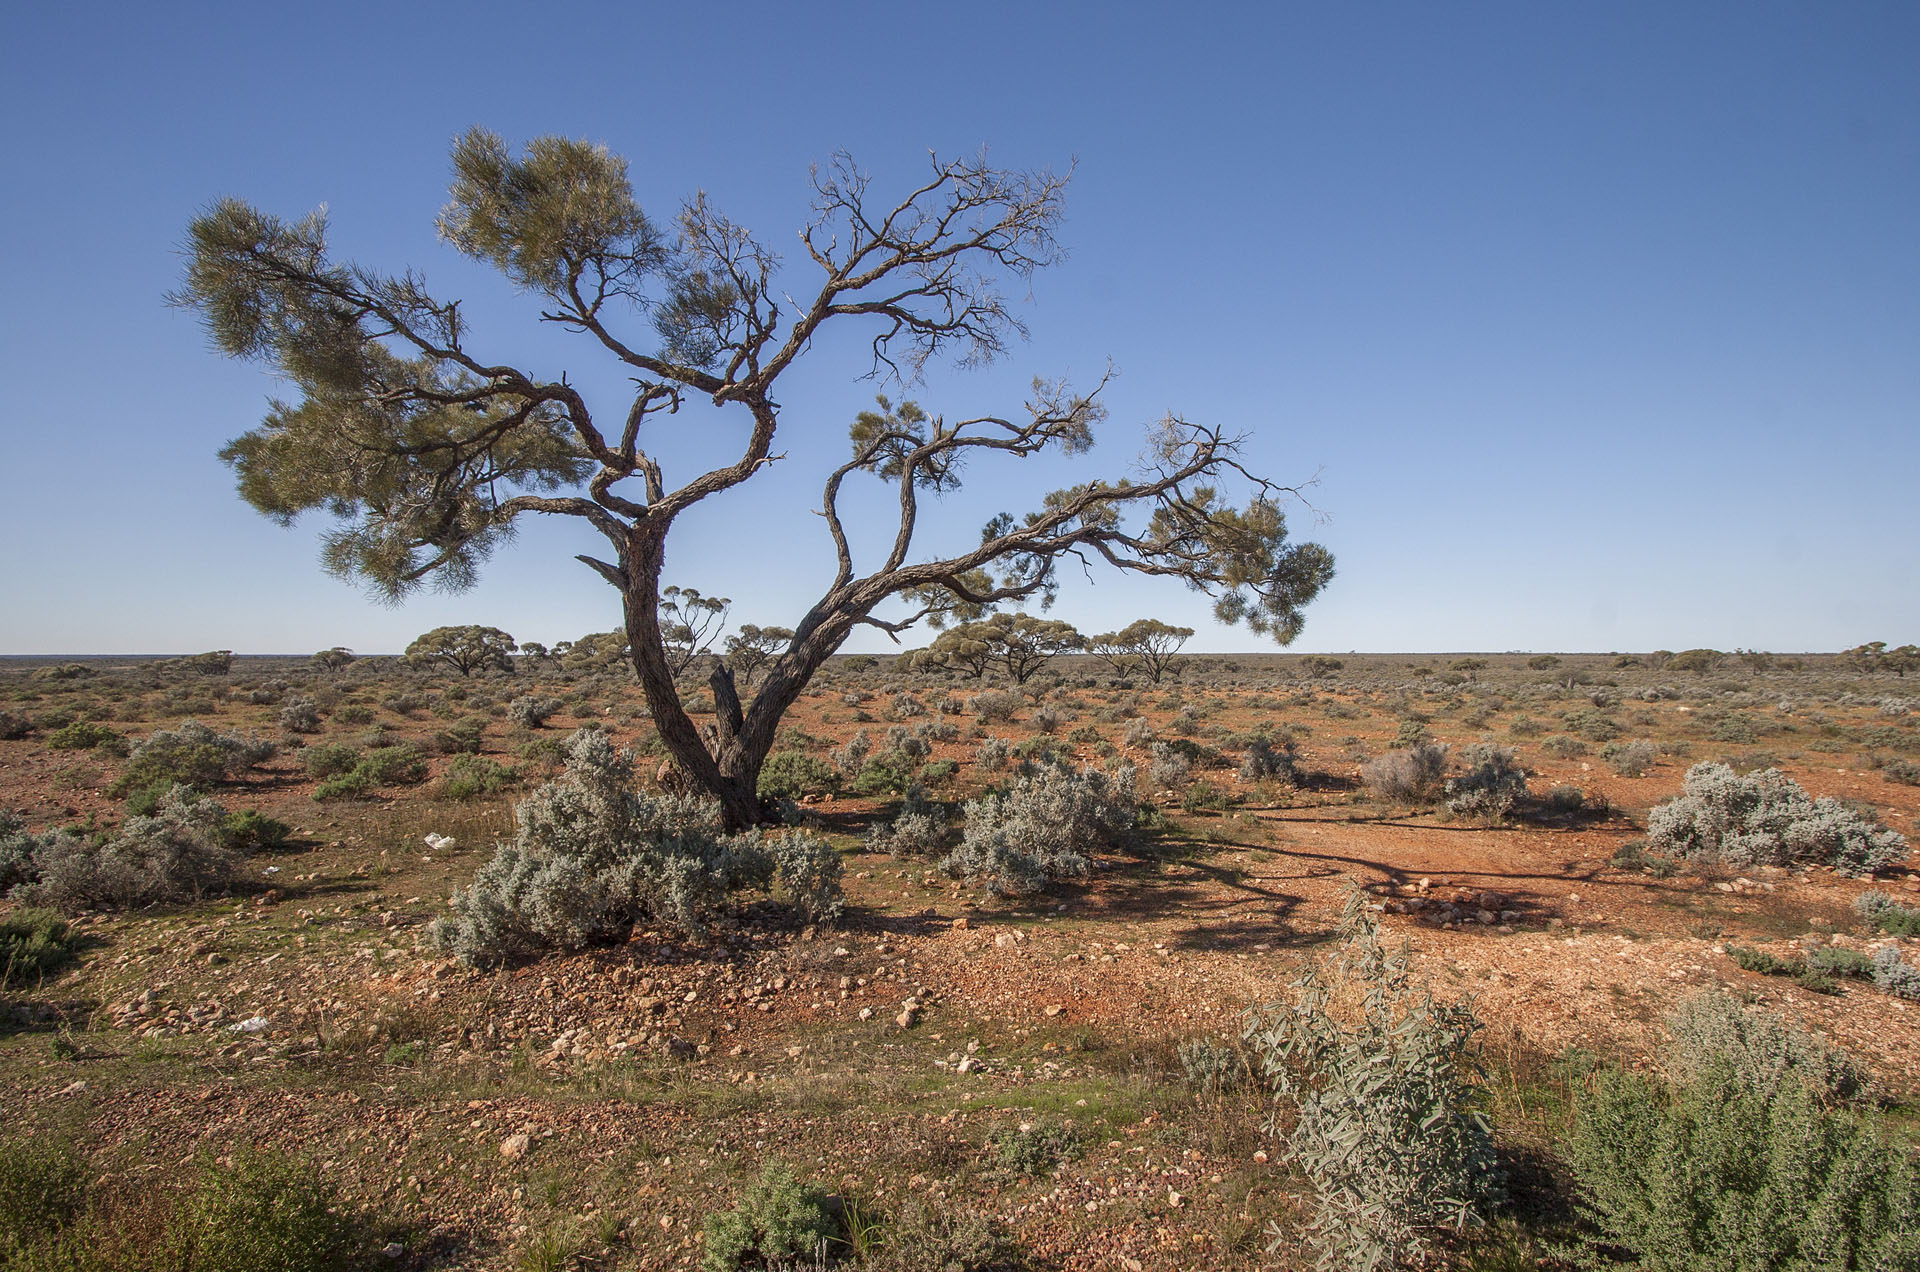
top-left (113, 721), bottom-right (274, 795)
top-left (313, 744), bottom-right (432, 799)
top-left (1539, 734), bottom-right (1588, 759)
top-left (1566, 1000), bottom-right (1916, 1270)
top-left (406, 625), bottom-right (518, 677)
top-left (1664, 991), bottom-right (1865, 1105)
top-left (221, 809), bottom-right (291, 853)
top-left (1360, 742), bottom-right (1448, 803)
top-left (45, 723), bottom-right (123, 753)
top-left (766, 830), bottom-right (844, 924)
top-left (1600, 739), bottom-right (1658, 777)
top-left (1244, 887), bottom-right (1500, 1272)
top-left (18, 787), bottom-right (241, 912)
top-left (1, 908), bottom-right (78, 987)
top-left (431, 717), bottom-right (486, 755)
top-left (301, 742), bottom-right (360, 780)
top-left (987, 1122), bottom-right (1083, 1176)
top-left (700, 1162), bottom-right (835, 1272)
top-left (1086, 618), bottom-right (1194, 684)
top-left (756, 750), bottom-right (837, 800)
top-left (1444, 743), bottom-right (1527, 821)
top-left (439, 754), bottom-right (519, 800)
top-left (506, 694), bottom-right (563, 729)
top-left (869, 1199), bottom-right (1016, 1272)
top-left (916, 613), bottom-right (1083, 684)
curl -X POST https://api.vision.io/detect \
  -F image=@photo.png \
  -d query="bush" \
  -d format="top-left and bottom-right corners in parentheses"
top-left (701, 1162), bottom-right (835, 1272)
top-left (1444, 743), bottom-right (1526, 821)
top-left (432, 730), bottom-right (776, 966)
top-left (506, 694), bottom-right (563, 729)
top-left (21, 786), bottom-right (239, 912)
top-left (871, 1199), bottom-right (1015, 1272)
top-left (300, 742), bottom-right (360, 780)
top-left (987, 1122), bottom-right (1082, 1176)
top-left (1855, 890), bottom-right (1920, 937)
top-left (757, 750), bottom-right (837, 800)
top-left (114, 721), bottom-right (274, 794)
top-left (972, 736), bottom-right (1011, 772)
top-left (1884, 758), bottom-right (1920, 786)
top-left (221, 809), bottom-right (291, 853)
top-left (1148, 741), bottom-right (1191, 791)
top-left (1, 907), bottom-right (78, 987)
top-left (1360, 743), bottom-right (1448, 803)
top-left (942, 764), bottom-right (1137, 896)
top-left (831, 729), bottom-right (872, 775)
top-left (1873, 946), bottom-right (1920, 1000)
top-left (867, 787), bottom-right (950, 858)
top-left (1646, 762), bottom-right (1909, 877)
top-left (1178, 1036), bottom-right (1250, 1094)
top-left (439, 754), bottom-right (518, 800)
top-left (277, 698), bottom-right (321, 733)
top-left (969, 691), bottom-right (1022, 724)
top-left (46, 722), bottom-right (124, 753)
top-left (1238, 736), bottom-right (1301, 785)
top-left (1566, 1000), bottom-right (1915, 1270)
top-left (0, 710), bottom-right (35, 740)
top-left (1243, 887), bottom-right (1500, 1272)
top-left (767, 831), bottom-right (844, 924)
top-left (1601, 739), bottom-right (1658, 777)
top-left (1664, 990), bottom-right (1865, 1105)
top-left (431, 718), bottom-right (486, 755)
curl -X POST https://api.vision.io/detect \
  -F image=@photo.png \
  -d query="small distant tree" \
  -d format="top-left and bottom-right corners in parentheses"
top-left (1845, 641), bottom-right (1919, 678)
top-left (1088, 619), bottom-right (1194, 684)
top-left (1735, 648), bottom-right (1773, 674)
top-left (723, 625), bottom-right (794, 686)
top-left (1448, 657), bottom-right (1488, 681)
top-left (660, 586), bottom-right (730, 676)
top-left (310, 646), bottom-right (355, 672)
top-left (176, 132), bottom-right (1334, 827)
top-left (918, 613), bottom-right (1081, 684)
top-left (405, 625), bottom-right (517, 677)
top-left (1526, 654), bottom-right (1560, 671)
top-left (187, 650), bottom-right (234, 676)
top-left (560, 631), bottom-right (630, 674)
top-left (1299, 655), bottom-right (1343, 679)
top-left (517, 641), bottom-right (550, 663)
top-left (1668, 648), bottom-right (1723, 675)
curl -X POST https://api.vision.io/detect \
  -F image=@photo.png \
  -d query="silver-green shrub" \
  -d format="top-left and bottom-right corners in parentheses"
top-left (942, 764), bottom-right (1137, 896)
top-left (1360, 742), bottom-right (1449, 803)
top-left (1238, 736), bottom-right (1301, 785)
top-left (1444, 743), bottom-right (1527, 821)
top-left (768, 831), bottom-right (844, 924)
top-left (1872, 945), bottom-right (1920, 1000)
top-left (1243, 887), bottom-right (1500, 1272)
top-left (1646, 762), bottom-right (1908, 877)
top-left (22, 786), bottom-right (237, 911)
top-left (1664, 990), bottom-right (1865, 1104)
top-left (866, 786), bottom-right (950, 857)
top-left (1148, 741), bottom-right (1190, 791)
top-left (277, 697), bottom-right (322, 733)
top-left (972, 736), bottom-right (1011, 772)
top-left (506, 694), bottom-right (563, 728)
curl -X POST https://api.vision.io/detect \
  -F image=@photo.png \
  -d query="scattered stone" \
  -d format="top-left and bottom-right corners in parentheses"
top-left (499, 1133), bottom-right (531, 1160)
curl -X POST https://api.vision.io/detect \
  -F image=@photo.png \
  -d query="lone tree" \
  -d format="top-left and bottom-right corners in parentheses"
top-left (914, 612), bottom-right (1082, 684)
top-left (405, 625), bottom-right (517, 677)
top-left (1088, 619), bottom-right (1194, 684)
top-left (176, 131), bottom-right (1334, 828)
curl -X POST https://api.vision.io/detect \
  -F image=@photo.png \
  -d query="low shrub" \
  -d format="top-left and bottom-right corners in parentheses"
top-left (872, 1199), bottom-right (1015, 1272)
top-left (114, 721), bottom-right (274, 794)
top-left (431, 718), bottom-right (486, 755)
top-left (969, 691), bottom-right (1022, 724)
top-left (1600, 739), bottom-right (1658, 777)
top-left (1538, 734), bottom-right (1588, 759)
top-left (1360, 742), bottom-right (1449, 803)
top-left (1855, 890), bottom-right (1920, 936)
top-left (0, 710), bottom-right (35, 740)
top-left (277, 698), bottom-right (321, 733)
top-left (431, 731), bottom-right (811, 966)
top-left (506, 694), bottom-right (563, 729)
top-left (972, 736), bottom-right (1012, 772)
top-left (300, 742), bottom-right (359, 780)
top-left (1, 907), bottom-right (78, 987)
top-left (867, 787), bottom-right (950, 858)
top-left (987, 1122), bottom-right (1082, 1176)
top-left (439, 754), bottom-right (518, 800)
top-left (46, 722), bottom-right (124, 753)
top-left (1243, 886), bottom-right (1500, 1272)
top-left (1566, 995), bottom-right (1913, 1270)
top-left (1873, 946), bottom-right (1920, 1000)
top-left (1664, 990), bottom-right (1864, 1104)
top-left (1444, 743), bottom-right (1526, 821)
top-left (1646, 762), bottom-right (1908, 877)
top-left (942, 764), bottom-right (1137, 896)
top-left (1239, 736), bottom-right (1301, 785)
top-left (221, 808), bottom-right (291, 853)
top-left (757, 750), bottom-right (837, 801)
top-left (1178, 1036), bottom-right (1250, 1094)
top-left (1148, 741), bottom-right (1191, 791)
top-left (701, 1161), bottom-right (835, 1272)
top-left (20, 786), bottom-right (239, 912)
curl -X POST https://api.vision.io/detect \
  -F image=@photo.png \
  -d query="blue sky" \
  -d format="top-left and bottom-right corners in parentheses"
top-left (2, 1), bottom-right (1915, 655)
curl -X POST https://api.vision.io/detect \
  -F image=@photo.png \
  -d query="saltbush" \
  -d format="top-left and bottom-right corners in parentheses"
top-left (1646, 762), bottom-right (1908, 877)
top-left (872, 1199), bottom-right (1015, 1272)
top-left (432, 731), bottom-right (826, 966)
top-left (1, 907), bottom-right (78, 987)
top-left (1238, 736), bottom-right (1301, 785)
top-left (1148, 741), bottom-right (1191, 791)
top-left (506, 694), bottom-right (563, 728)
top-left (1243, 887), bottom-right (1500, 1272)
top-left (1601, 739), bottom-right (1658, 777)
top-left (1360, 743), bottom-right (1448, 803)
top-left (756, 750), bottom-right (836, 800)
top-left (439, 754), bottom-right (518, 800)
top-left (942, 764), bottom-right (1137, 896)
top-left (300, 742), bottom-right (360, 780)
top-left (1664, 990), bottom-right (1864, 1105)
top-left (0, 710), bottom-right (35, 740)
top-left (1444, 743), bottom-right (1526, 821)
top-left (115, 721), bottom-right (274, 794)
top-left (1855, 890), bottom-right (1920, 937)
top-left (277, 697), bottom-right (322, 733)
top-left (46, 722), bottom-right (124, 753)
top-left (867, 787), bottom-right (950, 858)
top-left (20, 786), bottom-right (239, 911)
top-left (1873, 946), bottom-right (1920, 1000)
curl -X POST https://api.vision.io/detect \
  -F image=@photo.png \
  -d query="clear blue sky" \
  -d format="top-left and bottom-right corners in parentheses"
top-left (3, 1), bottom-right (1915, 655)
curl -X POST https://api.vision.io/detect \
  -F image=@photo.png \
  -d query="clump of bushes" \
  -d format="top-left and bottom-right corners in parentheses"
top-left (432, 731), bottom-right (843, 967)
top-left (506, 694), bottom-right (563, 729)
top-left (1243, 886), bottom-right (1500, 1272)
top-left (46, 722), bottom-right (125, 754)
top-left (701, 1162), bottom-right (835, 1272)
top-left (866, 786), bottom-right (950, 858)
top-left (311, 744), bottom-right (429, 801)
top-left (1147, 740), bottom-right (1191, 791)
top-left (1855, 890), bottom-right (1920, 936)
top-left (1664, 990), bottom-right (1865, 1102)
top-left (1360, 742), bottom-right (1448, 803)
top-left (1565, 992), bottom-right (1914, 1269)
top-left (0, 710), bottom-right (36, 740)
top-left (1646, 762), bottom-right (1908, 877)
top-left (300, 742), bottom-right (360, 780)
top-left (1238, 735), bottom-right (1301, 785)
top-left (113, 721), bottom-right (275, 798)
top-left (942, 764), bottom-right (1137, 896)
top-left (1873, 946), bottom-right (1920, 1000)
top-left (439, 754), bottom-right (518, 800)
top-left (1444, 743), bottom-right (1526, 821)
top-left (277, 697), bottom-right (321, 733)
top-left (13, 786), bottom-right (239, 911)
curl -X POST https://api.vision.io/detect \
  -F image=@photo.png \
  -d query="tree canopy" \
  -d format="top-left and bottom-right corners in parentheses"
top-left (405, 625), bottom-right (517, 677)
top-left (176, 132), bottom-right (1334, 825)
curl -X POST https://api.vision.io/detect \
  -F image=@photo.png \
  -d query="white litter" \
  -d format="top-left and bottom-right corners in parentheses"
top-left (229, 1016), bottom-right (270, 1033)
top-left (424, 833), bottom-right (456, 851)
